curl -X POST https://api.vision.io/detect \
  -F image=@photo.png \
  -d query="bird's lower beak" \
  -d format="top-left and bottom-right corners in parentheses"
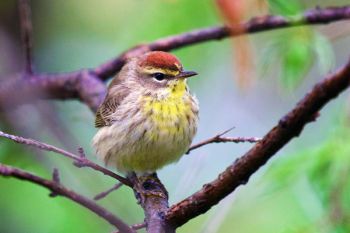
top-left (177, 71), bottom-right (198, 79)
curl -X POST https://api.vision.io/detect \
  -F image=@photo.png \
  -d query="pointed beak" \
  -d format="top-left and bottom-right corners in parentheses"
top-left (177, 71), bottom-right (198, 79)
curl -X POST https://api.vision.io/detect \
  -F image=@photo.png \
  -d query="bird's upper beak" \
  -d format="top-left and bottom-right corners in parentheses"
top-left (177, 71), bottom-right (198, 79)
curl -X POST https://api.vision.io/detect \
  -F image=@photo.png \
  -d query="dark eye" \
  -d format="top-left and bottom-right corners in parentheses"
top-left (153, 73), bottom-right (165, 81)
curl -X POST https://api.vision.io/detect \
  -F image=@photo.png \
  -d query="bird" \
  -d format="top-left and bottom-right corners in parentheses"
top-left (92, 51), bottom-right (199, 175)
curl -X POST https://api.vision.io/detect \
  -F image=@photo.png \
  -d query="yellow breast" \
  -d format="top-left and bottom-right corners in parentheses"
top-left (141, 81), bottom-right (195, 139)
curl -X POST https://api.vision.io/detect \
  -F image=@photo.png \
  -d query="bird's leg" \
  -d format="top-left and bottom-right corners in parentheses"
top-left (127, 172), bottom-right (143, 204)
top-left (140, 173), bottom-right (168, 198)
top-left (128, 172), bottom-right (168, 204)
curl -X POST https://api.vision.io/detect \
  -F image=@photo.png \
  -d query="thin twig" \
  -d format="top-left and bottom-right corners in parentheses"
top-left (187, 127), bottom-right (260, 153)
top-left (0, 163), bottom-right (135, 233)
top-left (18, 0), bottom-right (34, 75)
top-left (94, 182), bottom-right (123, 201)
top-left (187, 136), bottom-right (261, 153)
top-left (166, 57), bottom-right (350, 228)
top-left (113, 222), bottom-right (147, 233)
top-left (0, 131), bottom-right (131, 187)
top-left (131, 222), bottom-right (147, 231)
top-left (52, 168), bottom-right (60, 183)
top-left (49, 168), bottom-right (60, 197)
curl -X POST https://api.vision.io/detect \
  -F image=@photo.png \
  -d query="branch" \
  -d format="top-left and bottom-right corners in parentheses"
top-left (187, 136), bottom-right (261, 153)
top-left (0, 163), bottom-right (134, 233)
top-left (187, 128), bottom-right (261, 154)
top-left (1, 6), bottom-right (350, 109)
top-left (75, 70), bottom-right (107, 112)
top-left (114, 222), bottom-right (147, 233)
top-left (94, 5), bottom-right (350, 80)
top-left (94, 182), bottom-right (123, 201)
top-left (0, 71), bottom-right (106, 112)
top-left (0, 130), bottom-right (131, 186)
top-left (166, 57), bottom-right (350, 228)
top-left (129, 174), bottom-right (174, 233)
top-left (18, 0), bottom-right (34, 75)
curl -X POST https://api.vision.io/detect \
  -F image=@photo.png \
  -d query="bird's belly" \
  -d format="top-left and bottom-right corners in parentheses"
top-left (92, 97), bottom-right (198, 173)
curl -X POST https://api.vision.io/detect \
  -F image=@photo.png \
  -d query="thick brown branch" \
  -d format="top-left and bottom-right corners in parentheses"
top-left (0, 163), bottom-right (134, 233)
top-left (166, 57), bottom-right (350, 227)
top-left (0, 130), bottom-right (131, 186)
top-left (18, 0), bottom-right (34, 75)
top-left (1, 6), bottom-right (350, 109)
top-left (0, 71), bottom-right (106, 112)
top-left (129, 174), bottom-right (174, 233)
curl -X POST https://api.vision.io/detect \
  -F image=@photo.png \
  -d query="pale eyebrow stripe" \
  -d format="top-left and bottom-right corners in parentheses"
top-left (143, 67), bottom-right (180, 76)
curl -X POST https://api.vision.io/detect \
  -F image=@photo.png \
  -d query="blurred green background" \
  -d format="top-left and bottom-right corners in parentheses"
top-left (1, 0), bottom-right (350, 232)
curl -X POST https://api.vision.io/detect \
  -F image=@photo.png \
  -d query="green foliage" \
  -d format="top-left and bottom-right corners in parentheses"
top-left (258, 0), bottom-right (335, 89)
top-left (260, 27), bottom-right (334, 88)
top-left (268, 0), bottom-right (303, 16)
top-left (265, 122), bottom-right (350, 232)
top-left (281, 31), bottom-right (312, 88)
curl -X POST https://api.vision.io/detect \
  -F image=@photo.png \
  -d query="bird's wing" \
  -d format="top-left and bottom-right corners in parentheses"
top-left (95, 80), bottom-right (130, 128)
top-left (95, 97), bottom-right (118, 128)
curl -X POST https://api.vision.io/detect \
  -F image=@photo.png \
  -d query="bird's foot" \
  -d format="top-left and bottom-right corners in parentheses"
top-left (128, 173), bottom-right (168, 204)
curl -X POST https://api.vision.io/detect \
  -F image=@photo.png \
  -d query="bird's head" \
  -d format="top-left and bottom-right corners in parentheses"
top-left (130, 51), bottom-right (197, 89)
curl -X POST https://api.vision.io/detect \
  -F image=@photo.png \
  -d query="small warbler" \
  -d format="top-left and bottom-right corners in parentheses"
top-left (92, 51), bottom-right (199, 174)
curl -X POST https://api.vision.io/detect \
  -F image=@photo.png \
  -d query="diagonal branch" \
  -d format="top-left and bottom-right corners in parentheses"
top-left (94, 5), bottom-right (350, 80)
top-left (0, 163), bottom-right (135, 233)
top-left (0, 130), bottom-right (131, 186)
top-left (166, 57), bottom-right (350, 228)
top-left (18, 0), bottom-right (34, 75)
top-left (1, 6), bottom-right (350, 109)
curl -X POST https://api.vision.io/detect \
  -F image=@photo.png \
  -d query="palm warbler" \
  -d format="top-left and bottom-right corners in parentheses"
top-left (92, 51), bottom-right (199, 174)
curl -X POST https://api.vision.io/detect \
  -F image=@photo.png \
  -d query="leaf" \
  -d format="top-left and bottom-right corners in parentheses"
top-left (313, 33), bottom-right (335, 75)
top-left (281, 36), bottom-right (312, 88)
top-left (268, 0), bottom-right (302, 16)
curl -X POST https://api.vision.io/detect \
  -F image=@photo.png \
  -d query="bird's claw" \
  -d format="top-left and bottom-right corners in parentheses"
top-left (130, 173), bottom-right (168, 204)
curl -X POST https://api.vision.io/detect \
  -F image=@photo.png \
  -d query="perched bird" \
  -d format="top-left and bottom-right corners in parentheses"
top-left (92, 51), bottom-right (199, 174)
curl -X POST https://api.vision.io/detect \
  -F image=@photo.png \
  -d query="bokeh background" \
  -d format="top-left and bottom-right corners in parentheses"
top-left (1, 0), bottom-right (350, 232)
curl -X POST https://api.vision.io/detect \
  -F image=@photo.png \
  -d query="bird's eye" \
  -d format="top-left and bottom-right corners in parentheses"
top-left (153, 73), bottom-right (165, 81)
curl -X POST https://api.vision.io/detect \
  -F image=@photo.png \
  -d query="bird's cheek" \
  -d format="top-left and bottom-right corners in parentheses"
top-left (167, 79), bottom-right (179, 88)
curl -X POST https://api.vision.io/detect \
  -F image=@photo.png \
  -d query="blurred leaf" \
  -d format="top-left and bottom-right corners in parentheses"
top-left (268, 0), bottom-right (303, 15)
top-left (264, 119), bottom-right (350, 232)
top-left (258, 26), bottom-right (334, 89)
top-left (215, 0), bottom-right (245, 23)
top-left (216, 0), bottom-right (256, 88)
top-left (313, 33), bottom-right (335, 75)
top-left (281, 35), bottom-right (312, 88)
